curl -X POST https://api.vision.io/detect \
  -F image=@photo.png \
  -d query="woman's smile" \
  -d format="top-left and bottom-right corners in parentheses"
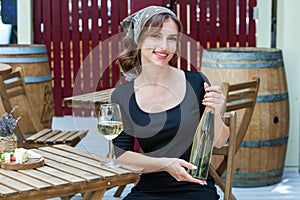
top-left (153, 50), bottom-right (169, 60)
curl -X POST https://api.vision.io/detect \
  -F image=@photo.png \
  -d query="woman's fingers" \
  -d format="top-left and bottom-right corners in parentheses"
top-left (204, 82), bottom-right (210, 89)
top-left (204, 82), bottom-right (222, 94)
top-left (165, 159), bottom-right (207, 185)
top-left (203, 92), bottom-right (224, 105)
top-left (203, 83), bottom-right (226, 115)
top-left (179, 159), bottom-right (197, 170)
top-left (178, 160), bottom-right (207, 185)
top-left (187, 176), bottom-right (207, 185)
top-left (204, 93), bottom-right (224, 101)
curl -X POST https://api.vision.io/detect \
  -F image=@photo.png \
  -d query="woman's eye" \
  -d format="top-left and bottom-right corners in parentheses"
top-left (151, 34), bottom-right (160, 39)
top-left (168, 37), bottom-right (177, 41)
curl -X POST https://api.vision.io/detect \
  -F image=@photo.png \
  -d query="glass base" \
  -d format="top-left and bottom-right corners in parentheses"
top-left (101, 160), bottom-right (121, 168)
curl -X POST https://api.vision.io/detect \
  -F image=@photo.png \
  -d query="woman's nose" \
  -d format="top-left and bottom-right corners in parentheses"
top-left (160, 38), bottom-right (169, 50)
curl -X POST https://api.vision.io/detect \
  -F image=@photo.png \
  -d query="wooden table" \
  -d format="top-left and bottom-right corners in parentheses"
top-left (64, 88), bottom-right (115, 114)
top-left (0, 144), bottom-right (142, 200)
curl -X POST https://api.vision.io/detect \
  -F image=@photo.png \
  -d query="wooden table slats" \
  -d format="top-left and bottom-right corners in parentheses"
top-left (0, 169), bottom-right (51, 190)
top-left (64, 88), bottom-right (114, 103)
top-left (0, 145), bottom-right (140, 199)
top-left (36, 130), bottom-right (61, 142)
top-left (54, 144), bottom-right (109, 162)
top-left (0, 184), bottom-right (17, 197)
top-left (54, 144), bottom-right (144, 173)
top-left (64, 88), bottom-right (115, 111)
top-left (32, 149), bottom-right (116, 178)
top-left (44, 159), bottom-right (100, 181)
top-left (36, 166), bottom-right (86, 184)
top-left (63, 130), bottom-right (87, 142)
top-left (26, 129), bottom-right (52, 141)
top-left (45, 130), bottom-right (71, 143)
top-left (0, 174), bottom-right (35, 193)
top-left (19, 169), bottom-right (70, 187)
top-left (37, 146), bottom-right (132, 175)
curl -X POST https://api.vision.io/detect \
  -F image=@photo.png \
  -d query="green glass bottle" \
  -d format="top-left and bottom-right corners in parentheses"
top-left (188, 109), bottom-right (214, 180)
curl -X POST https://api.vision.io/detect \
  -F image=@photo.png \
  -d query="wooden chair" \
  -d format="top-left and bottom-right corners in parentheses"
top-left (0, 67), bottom-right (88, 149)
top-left (210, 77), bottom-right (260, 200)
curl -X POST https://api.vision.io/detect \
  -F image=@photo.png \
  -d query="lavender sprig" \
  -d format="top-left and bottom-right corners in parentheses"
top-left (0, 106), bottom-right (21, 138)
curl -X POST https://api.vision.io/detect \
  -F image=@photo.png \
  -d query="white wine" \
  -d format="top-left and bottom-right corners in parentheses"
top-left (97, 121), bottom-right (123, 140)
top-left (97, 103), bottom-right (123, 168)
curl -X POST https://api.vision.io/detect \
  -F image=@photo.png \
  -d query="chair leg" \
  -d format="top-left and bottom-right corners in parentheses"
top-left (114, 185), bottom-right (126, 197)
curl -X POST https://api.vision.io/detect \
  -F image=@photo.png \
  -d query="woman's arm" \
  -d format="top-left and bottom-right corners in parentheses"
top-left (117, 151), bottom-right (207, 185)
top-left (213, 114), bottom-right (230, 148)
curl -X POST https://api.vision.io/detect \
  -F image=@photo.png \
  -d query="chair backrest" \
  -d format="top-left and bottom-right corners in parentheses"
top-left (0, 67), bottom-right (44, 143)
top-left (223, 77), bottom-right (260, 152)
top-left (210, 77), bottom-right (260, 200)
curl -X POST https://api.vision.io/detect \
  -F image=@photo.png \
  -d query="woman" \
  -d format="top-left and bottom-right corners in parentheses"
top-left (112, 6), bottom-right (229, 199)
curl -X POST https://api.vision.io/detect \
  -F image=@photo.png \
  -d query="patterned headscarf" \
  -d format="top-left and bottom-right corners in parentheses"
top-left (120, 6), bottom-right (177, 44)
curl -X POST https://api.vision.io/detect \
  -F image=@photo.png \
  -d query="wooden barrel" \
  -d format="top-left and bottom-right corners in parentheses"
top-left (0, 44), bottom-right (54, 134)
top-left (201, 47), bottom-right (289, 187)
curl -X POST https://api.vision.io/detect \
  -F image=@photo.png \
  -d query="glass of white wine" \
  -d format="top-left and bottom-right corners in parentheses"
top-left (97, 103), bottom-right (123, 168)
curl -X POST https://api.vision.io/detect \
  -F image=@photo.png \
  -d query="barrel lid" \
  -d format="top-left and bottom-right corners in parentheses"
top-left (0, 45), bottom-right (47, 55)
top-left (0, 63), bottom-right (12, 75)
top-left (203, 47), bottom-right (283, 60)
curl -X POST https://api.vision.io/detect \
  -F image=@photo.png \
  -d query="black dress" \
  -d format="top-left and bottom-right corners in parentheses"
top-left (112, 70), bottom-right (220, 200)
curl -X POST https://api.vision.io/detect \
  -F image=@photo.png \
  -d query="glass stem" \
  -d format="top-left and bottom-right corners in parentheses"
top-left (108, 140), bottom-right (114, 163)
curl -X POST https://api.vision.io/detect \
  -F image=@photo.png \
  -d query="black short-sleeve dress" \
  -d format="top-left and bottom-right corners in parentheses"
top-left (112, 70), bottom-right (220, 200)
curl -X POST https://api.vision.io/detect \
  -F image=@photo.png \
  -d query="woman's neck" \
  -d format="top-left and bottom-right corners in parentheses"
top-left (135, 64), bottom-right (174, 84)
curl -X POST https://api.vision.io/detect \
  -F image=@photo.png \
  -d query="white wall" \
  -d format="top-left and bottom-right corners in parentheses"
top-left (17, 0), bottom-right (33, 44)
top-left (247, 0), bottom-right (300, 171)
top-left (256, 0), bottom-right (272, 47)
top-left (276, 0), bottom-right (300, 171)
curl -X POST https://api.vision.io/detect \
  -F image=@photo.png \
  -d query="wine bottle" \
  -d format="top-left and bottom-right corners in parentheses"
top-left (188, 108), bottom-right (214, 180)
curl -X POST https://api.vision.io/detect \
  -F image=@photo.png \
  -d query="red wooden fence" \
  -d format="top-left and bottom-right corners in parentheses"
top-left (33, 0), bottom-right (257, 116)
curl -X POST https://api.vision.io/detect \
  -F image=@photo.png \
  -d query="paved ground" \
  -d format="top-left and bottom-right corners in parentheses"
top-left (50, 116), bottom-right (300, 200)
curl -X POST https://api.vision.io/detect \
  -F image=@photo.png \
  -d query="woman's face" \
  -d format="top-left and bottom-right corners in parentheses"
top-left (140, 19), bottom-right (179, 67)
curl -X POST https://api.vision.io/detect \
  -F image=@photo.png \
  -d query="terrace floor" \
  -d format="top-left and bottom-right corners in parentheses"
top-left (50, 116), bottom-right (300, 200)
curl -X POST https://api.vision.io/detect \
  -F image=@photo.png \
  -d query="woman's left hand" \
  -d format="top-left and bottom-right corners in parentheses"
top-left (202, 82), bottom-right (230, 148)
top-left (202, 82), bottom-right (225, 116)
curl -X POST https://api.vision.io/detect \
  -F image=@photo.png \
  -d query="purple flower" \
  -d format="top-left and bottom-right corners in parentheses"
top-left (0, 106), bottom-right (21, 138)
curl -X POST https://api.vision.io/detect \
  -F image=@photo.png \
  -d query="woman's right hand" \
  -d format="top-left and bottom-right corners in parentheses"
top-left (160, 157), bottom-right (207, 185)
top-left (117, 152), bottom-right (207, 185)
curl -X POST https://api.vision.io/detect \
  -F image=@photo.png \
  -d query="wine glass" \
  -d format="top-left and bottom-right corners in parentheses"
top-left (97, 103), bottom-right (123, 168)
